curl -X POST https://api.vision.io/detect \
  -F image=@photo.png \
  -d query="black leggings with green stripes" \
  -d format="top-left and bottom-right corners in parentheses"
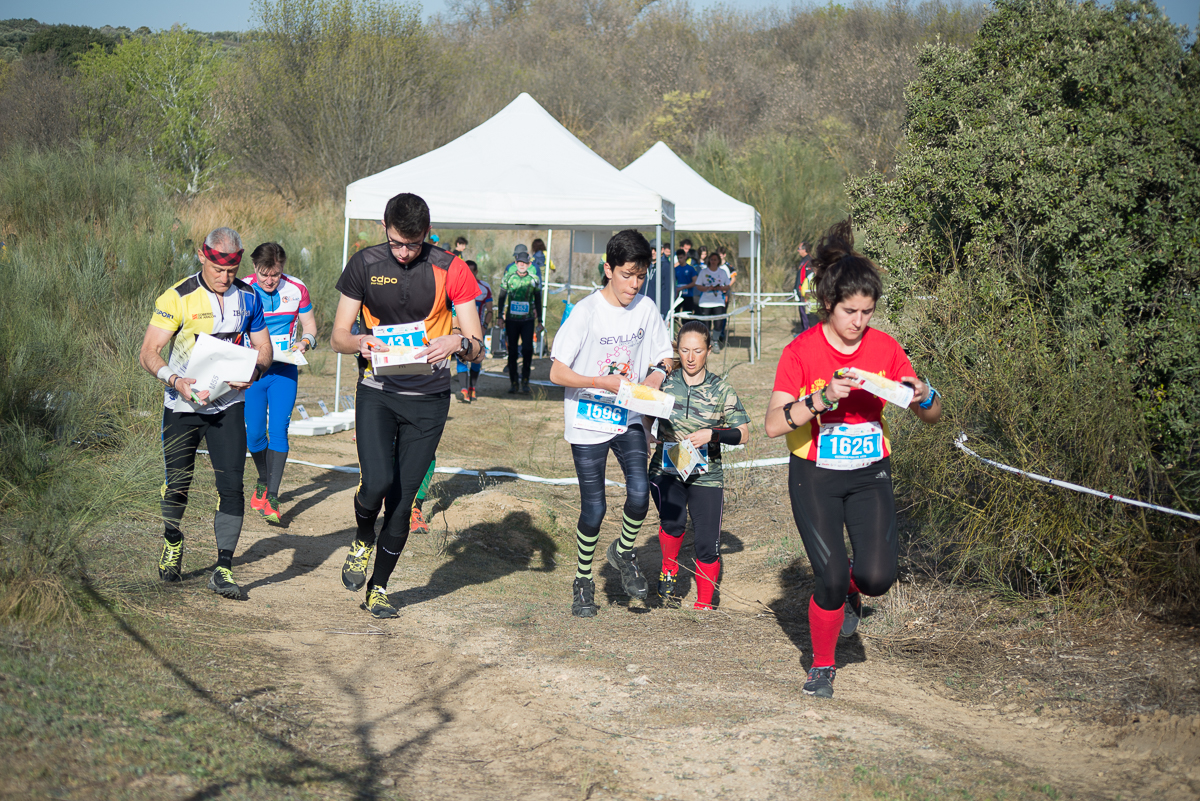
top-left (570, 424), bottom-right (649, 539)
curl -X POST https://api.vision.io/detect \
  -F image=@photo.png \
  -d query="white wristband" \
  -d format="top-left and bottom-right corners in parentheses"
top-left (157, 366), bottom-right (172, 384)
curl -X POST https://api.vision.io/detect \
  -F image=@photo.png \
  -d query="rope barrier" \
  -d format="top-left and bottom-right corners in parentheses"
top-left (953, 433), bottom-right (1200, 522)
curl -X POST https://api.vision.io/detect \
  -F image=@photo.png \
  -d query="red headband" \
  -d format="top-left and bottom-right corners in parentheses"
top-left (202, 243), bottom-right (244, 266)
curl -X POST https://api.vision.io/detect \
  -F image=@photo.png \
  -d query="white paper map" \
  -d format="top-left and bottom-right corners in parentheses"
top-left (179, 333), bottom-right (258, 412)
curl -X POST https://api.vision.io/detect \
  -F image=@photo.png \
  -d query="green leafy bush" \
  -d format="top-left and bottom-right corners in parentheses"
top-left (850, 0), bottom-right (1200, 606)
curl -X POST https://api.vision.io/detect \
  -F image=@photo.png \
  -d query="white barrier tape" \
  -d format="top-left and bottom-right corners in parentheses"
top-left (953, 433), bottom-right (1200, 522)
top-left (199, 450), bottom-right (790, 487)
top-left (674, 303), bottom-right (754, 322)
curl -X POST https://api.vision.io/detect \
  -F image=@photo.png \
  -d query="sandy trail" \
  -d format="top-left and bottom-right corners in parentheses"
top-left (193, 455), bottom-right (1199, 801)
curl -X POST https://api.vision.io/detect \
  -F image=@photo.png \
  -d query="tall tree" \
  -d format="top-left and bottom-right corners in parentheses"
top-left (77, 28), bottom-right (228, 196)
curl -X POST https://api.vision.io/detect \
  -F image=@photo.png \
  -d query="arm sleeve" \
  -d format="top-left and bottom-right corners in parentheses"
top-left (334, 254), bottom-right (366, 301)
top-left (149, 288), bottom-right (183, 333)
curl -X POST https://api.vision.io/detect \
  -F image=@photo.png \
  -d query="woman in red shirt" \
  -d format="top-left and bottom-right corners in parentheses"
top-left (765, 220), bottom-right (942, 699)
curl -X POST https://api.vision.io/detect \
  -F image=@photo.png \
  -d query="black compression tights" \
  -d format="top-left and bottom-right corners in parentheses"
top-left (787, 455), bottom-right (898, 611)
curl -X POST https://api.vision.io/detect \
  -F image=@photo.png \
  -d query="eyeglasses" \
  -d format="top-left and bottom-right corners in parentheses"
top-left (387, 238), bottom-right (424, 254)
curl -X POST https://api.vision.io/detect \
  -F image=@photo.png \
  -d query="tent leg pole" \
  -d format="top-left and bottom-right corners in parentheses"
top-left (335, 217), bottom-right (351, 413)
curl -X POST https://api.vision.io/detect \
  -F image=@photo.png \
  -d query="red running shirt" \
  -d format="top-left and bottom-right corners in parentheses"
top-left (772, 325), bottom-right (915, 461)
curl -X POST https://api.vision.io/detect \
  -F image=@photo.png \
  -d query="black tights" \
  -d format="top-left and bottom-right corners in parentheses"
top-left (787, 455), bottom-right (898, 611)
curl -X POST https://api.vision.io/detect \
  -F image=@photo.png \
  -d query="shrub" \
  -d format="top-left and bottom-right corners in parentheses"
top-left (851, 0), bottom-right (1200, 607)
top-left (0, 146), bottom-right (192, 624)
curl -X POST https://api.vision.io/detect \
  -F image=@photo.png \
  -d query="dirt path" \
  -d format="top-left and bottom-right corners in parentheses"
top-left (184, 336), bottom-right (1200, 801)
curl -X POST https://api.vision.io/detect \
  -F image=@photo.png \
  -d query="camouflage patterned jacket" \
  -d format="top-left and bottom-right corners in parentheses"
top-left (649, 369), bottom-right (750, 487)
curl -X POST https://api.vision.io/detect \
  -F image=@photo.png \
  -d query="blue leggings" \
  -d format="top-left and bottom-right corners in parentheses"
top-left (244, 366), bottom-right (298, 453)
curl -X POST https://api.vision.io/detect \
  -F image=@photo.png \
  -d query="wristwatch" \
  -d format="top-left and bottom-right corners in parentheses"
top-left (458, 336), bottom-right (471, 357)
top-left (919, 382), bottom-right (939, 410)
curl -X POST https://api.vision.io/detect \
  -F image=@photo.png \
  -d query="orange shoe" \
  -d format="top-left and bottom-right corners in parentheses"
top-left (261, 494), bottom-right (281, 524)
top-left (470, 388), bottom-right (477, 401)
top-left (250, 484), bottom-right (267, 513)
top-left (410, 506), bottom-right (429, 534)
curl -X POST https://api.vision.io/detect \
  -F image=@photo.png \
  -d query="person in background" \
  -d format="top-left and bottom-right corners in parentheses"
top-left (674, 249), bottom-right (698, 315)
top-left (680, 238), bottom-right (696, 266)
top-left (795, 241), bottom-right (813, 332)
top-left (659, 244), bottom-right (672, 277)
top-left (499, 250), bottom-right (542, 394)
top-left (453, 236), bottom-right (469, 259)
top-left (695, 253), bottom-right (731, 352)
top-left (457, 260), bottom-right (492, 402)
top-left (530, 238), bottom-right (554, 279)
top-left (244, 242), bottom-right (318, 523)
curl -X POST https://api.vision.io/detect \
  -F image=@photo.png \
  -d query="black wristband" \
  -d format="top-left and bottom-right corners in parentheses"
top-left (712, 428), bottom-right (742, 446)
top-left (782, 401), bottom-right (799, 430)
top-left (804, 393), bottom-right (818, 414)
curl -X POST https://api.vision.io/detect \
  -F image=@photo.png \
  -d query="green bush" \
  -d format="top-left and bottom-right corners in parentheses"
top-left (0, 146), bottom-right (193, 623)
top-left (850, 0), bottom-right (1200, 607)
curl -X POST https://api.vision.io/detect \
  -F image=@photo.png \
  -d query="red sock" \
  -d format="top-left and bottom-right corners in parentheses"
top-left (658, 527), bottom-right (683, 574)
top-left (694, 559), bottom-right (720, 609)
top-left (809, 596), bottom-right (844, 668)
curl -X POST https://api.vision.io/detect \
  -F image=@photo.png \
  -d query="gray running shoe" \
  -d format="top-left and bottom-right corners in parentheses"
top-left (208, 566), bottom-right (241, 599)
top-left (803, 666), bottom-right (836, 698)
top-left (572, 576), bottom-right (598, 617)
top-left (841, 592), bottom-right (862, 637)
top-left (606, 540), bottom-right (648, 599)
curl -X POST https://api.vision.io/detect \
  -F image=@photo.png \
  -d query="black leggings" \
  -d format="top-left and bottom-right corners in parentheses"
top-left (787, 455), bottom-right (898, 611)
top-left (161, 405), bottom-right (247, 552)
top-left (570, 424), bottom-right (649, 537)
top-left (650, 475), bottom-right (724, 563)
top-left (506, 318), bottom-right (534, 382)
top-left (354, 384), bottom-right (449, 556)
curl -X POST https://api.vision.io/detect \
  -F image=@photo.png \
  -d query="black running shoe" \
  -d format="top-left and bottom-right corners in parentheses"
top-left (606, 540), bottom-right (648, 599)
top-left (520, 381), bottom-right (531, 394)
top-left (207, 566), bottom-right (241, 599)
top-left (341, 539), bottom-right (373, 592)
top-left (572, 576), bottom-right (598, 617)
top-left (803, 666), bottom-right (836, 698)
top-left (508, 383), bottom-right (519, 394)
top-left (841, 592), bottom-right (862, 637)
top-left (158, 538), bottom-right (183, 582)
top-left (658, 570), bottom-right (680, 607)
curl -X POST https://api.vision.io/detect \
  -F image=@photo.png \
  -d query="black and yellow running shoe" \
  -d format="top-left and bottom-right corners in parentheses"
top-left (341, 539), bottom-right (373, 591)
top-left (158, 538), bottom-right (183, 582)
top-left (364, 585), bottom-right (397, 618)
top-left (207, 566), bottom-right (241, 599)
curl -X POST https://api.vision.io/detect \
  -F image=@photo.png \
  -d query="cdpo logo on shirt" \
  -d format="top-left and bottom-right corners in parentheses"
top-left (370, 276), bottom-right (398, 285)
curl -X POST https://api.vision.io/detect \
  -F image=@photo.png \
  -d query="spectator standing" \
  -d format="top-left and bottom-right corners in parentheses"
top-left (695, 253), bottom-right (731, 352)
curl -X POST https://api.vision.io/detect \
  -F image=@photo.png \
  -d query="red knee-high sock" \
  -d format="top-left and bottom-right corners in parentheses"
top-left (659, 527), bottom-right (683, 574)
top-left (694, 559), bottom-right (721, 610)
top-left (809, 596), bottom-right (844, 668)
top-left (848, 572), bottom-right (861, 596)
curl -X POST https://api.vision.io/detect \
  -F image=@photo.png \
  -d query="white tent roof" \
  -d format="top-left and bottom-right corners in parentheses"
top-left (621, 141), bottom-right (760, 235)
top-left (344, 93), bottom-right (673, 231)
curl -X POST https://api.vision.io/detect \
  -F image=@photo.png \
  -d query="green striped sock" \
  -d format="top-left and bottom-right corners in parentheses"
top-left (575, 527), bottom-right (600, 580)
top-left (617, 513), bottom-right (644, 555)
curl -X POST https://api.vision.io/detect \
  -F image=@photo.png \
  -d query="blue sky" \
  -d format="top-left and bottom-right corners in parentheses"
top-left (4, 0), bottom-right (1198, 32)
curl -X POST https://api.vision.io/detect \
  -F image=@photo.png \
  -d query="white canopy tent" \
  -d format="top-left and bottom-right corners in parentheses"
top-left (620, 141), bottom-right (763, 362)
top-left (335, 93), bottom-right (676, 410)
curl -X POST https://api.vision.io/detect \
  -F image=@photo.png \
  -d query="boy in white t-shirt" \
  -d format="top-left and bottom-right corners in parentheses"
top-left (550, 230), bottom-right (674, 617)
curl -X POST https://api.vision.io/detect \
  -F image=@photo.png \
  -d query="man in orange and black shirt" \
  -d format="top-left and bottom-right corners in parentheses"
top-left (330, 193), bottom-right (483, 618)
